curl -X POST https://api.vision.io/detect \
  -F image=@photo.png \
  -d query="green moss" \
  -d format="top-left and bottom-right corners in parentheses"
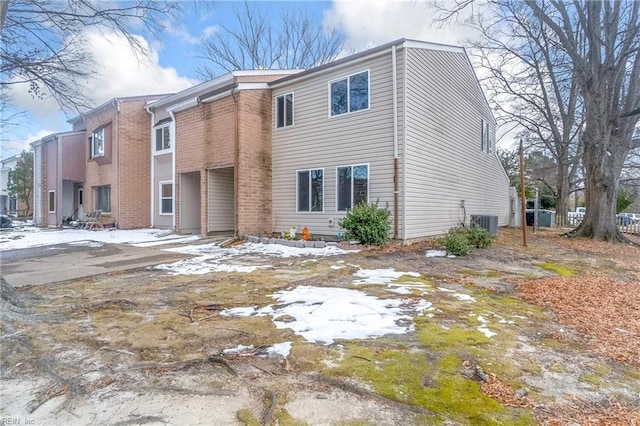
top-left (236, 409), bottom-right (260, 426)
top-left (532, 262), bottom-right (578, 277)
top-left (274, 408), bottom-right (307, 425)
top-left (396, 274), bottom-right (434, 286)
top-left (417, 322), bottom-right (491, 350)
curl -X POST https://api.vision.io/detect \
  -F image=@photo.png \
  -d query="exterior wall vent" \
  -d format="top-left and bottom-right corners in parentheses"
top-left (470, 215), bottom-right (498, 236)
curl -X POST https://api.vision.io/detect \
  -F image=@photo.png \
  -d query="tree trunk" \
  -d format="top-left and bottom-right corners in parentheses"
top-left (555, 163), bottom-right (569, 226)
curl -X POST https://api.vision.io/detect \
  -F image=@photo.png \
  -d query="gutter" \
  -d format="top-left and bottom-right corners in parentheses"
top-left (392, 45), bottom-right (399, 240)
top-left (169, 110), bottom-right (177, 231)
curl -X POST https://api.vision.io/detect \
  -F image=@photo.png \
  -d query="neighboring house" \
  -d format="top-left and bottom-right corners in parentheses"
top-left (31, 131), bottom-right (86, 227)
top-left (1, 155), bottom-right (31, 217)
top-left (68, 95), bottom-right (170, 229)
top-left (270, 39), bottom-right (511, 241)
top-left (146, 70), bottom-right (300, 236)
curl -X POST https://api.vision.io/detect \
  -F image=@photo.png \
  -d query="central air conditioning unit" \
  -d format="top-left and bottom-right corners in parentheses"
top-left (470, 215), bottom-right (498, 236)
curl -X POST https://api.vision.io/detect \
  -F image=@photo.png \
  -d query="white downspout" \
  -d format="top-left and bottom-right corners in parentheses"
top-left (146, 106), bottom-right (155, 227)
top-left (169, 110), bottom-right (176, 230)
top-left (57, 135), bottom-right (62, 227)
top-left (392, 45), bottom-right (399, 240)
top-left (402, 44), bottom-right (408, 241)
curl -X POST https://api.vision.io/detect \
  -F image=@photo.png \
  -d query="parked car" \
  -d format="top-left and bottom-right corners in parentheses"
top-left (0, 214), bottom-right (13, 228)
top-left (619, 212), bottom-right (640, 224)
top-left (616, 214), bottom-right (633, 226)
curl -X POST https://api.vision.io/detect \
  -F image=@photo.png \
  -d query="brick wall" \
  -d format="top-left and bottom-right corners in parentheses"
top-left (83, 99), bottom-right (152, 228)
top-left (236, 90), bottom-right (273, 236)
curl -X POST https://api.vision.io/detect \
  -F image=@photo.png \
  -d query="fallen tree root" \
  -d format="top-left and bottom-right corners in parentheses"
top-left (316, 376), bottom-right (435, 416)
top-left (179, 304), bottom-right (223, 323)
top-left (263, 390), bottom-right (278, 426)
top-left (27, 382), bottom-right (69, 413)
top-left (129, 356), bottom-right (237, 377)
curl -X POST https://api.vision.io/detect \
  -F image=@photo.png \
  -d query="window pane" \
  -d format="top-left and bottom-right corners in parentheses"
top-left (337, 167), bottom-right (351, 211)
top-left (311, 169), bottom-right (323, 212)
top-left (161, 199), bottom-right (173, 214)
top-left (277, 96), bottom-right (285, 128)
top-left (95, 186), bottom-right (110, 212)
top-left (156, 128), bottom-right (163, 151)
top-left (93, 129), bottom-right (104, 157)
top-left (349, 72), bottom-right (369, 112)
top-left (163, 126), bottom-right (171, 150)
top-left (353, 165), bottom-right (368, 206)
top-left (162, 183), bottom-right (172, 198)
top-left (297, 171), bottom-right (309, 212)
top-left (330, 79), bottom-right (348, 116)
top-left (49, 192), bottom-right (55, 212)
top-left (285, 93), bottom-right (293, 126)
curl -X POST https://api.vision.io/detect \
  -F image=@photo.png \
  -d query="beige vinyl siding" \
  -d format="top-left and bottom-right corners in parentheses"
top-left (207, 167), bottom-right (234, 232)
top-left (404, 48), bottom-right (510, 239)
top-left (272, 49), bottom-right (404, 237)
top-left (153, 153), bottom-right (173, 228)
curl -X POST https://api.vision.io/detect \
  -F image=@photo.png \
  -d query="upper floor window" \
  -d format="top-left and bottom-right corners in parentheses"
top-left (337, 164), bottom-right (368, 211)
top-left (155, 125), bottom-right (171, 152)
top-left (297, 169), bottom-right (323, 212)
top-left (91, 128), bottom-right (105, 158)
top-left (330, 70), bottom-right (369, 117)
top-left (481, 119), bottom-right (490, 153)
top-left (276, 93), bottom-right (294, 128)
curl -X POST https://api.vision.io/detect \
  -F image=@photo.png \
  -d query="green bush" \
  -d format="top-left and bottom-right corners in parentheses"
top-left (441, 225), bottom-right (495, 256)
top-left (465, 225), bottom-right (494, 248)
top-left (442, 228), bottom-right (473, 256)
top-left (339, 201), bottom-right (391, 246)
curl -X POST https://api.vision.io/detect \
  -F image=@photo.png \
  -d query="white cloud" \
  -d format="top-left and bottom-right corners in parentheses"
top-left (324, 0), bottom-right (477, 51)
top-left (0, 129), bottom-right (55, 159)
top-left (5, 29), bottom-right (196, 159)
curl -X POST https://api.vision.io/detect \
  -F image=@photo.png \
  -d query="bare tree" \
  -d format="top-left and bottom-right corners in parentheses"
top-left (439, 0), bottom-right (640, 241)
top-left (196, 2), bottom-right (345, 78)
top-left (0, 0), bottom-right (177, 117)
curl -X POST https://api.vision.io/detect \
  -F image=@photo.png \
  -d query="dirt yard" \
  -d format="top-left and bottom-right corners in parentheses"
top-left (1, 228), bottom-right (639, 425)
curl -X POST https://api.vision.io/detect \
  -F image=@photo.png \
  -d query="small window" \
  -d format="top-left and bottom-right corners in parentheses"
top-left (297, 169), bottom-right (323, 212)
top-left (94, 186), bottom-right (111, 213)
top-left (159, 182), bottom-right (173, 214)
top-left (155, 125), bottom-right (171, 152)
top-left (481, 119), bottom-right (490, 153)
top-left (330, 70), bottom-right (369, 117)
top-left (91, 128), bottom-right (105, 158)
top-left (48, 191), bottom-right (55, 213)
top-left (276, 93), bottom-right (294, 128)
top-left (337, 164), bottom-right (368, 211)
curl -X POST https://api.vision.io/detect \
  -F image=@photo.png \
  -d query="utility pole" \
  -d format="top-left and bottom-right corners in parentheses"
top-left (519, 139), bottom-right (527, 246)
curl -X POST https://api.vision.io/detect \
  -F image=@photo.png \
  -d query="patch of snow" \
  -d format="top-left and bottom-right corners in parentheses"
top-left (268, 342), bottom-right (292, 358)
top-left (353, 268), bottom-right (421, 285)
top-left (477, 315), bottom-right (497, 338)
top-left (67, 240), bottom-right (104, 248)
top-left (389, 286), bottom-right (412, 295)
top-left (0, 227), bottom-right (183, 251)
top-left (426, 250), bottom-right (447, 257)
top-left (453, 293), bottom-right (476, 302)
top-left (414, 300), bottom-right (434, 316)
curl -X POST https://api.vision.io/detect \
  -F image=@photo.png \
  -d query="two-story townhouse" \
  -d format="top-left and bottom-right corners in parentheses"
top-left (270, 39), bottom-right (511, 241)
top-left (0, 155), bottom-right (28, 216)
top-left (31, 131), bottom-right (86, 227)
top-left (68, 95), bottom-right (170, 229)
top-left (146, 70), bottom-right (300, 237)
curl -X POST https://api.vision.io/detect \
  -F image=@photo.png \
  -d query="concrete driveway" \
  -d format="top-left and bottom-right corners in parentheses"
top-left (1, 241), bottom-right (195, 287)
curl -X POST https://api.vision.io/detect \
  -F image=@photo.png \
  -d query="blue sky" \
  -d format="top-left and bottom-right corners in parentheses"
top-left (1, 0), bottom-right (471, 160)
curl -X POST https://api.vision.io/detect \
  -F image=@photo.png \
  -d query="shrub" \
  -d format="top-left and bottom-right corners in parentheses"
top-left (441, 225), bottom-right (495, 256)
top-left (465, 225), bottom-right (494, 248)
top-left (442, 228), bottom-right (473, 256)
top-left (339, 201), bottom-right (391, 246)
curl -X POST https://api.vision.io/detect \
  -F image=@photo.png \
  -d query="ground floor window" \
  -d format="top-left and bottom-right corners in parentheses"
top-left (9, 196), bottom-right (17, 213)
top-left (337, 164), bottom-right (368, 211)
top-left (160, 181), bottom-right (173, 214)
top-left (48, 190), bottom-right (55, 213)
top-left (94, 186), bottom-right (111, 213)
top-left (297, 169), bottom-right (323, 212)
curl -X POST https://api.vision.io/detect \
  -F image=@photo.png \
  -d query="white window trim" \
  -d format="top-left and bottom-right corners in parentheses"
top-left (91, 128), bottom-right (105, 159)
top-left (295, 168), bottom-right (324, 213)
top-left (335, 163), bottom-right (370, 212)
top-left (154, 123), bottom-right (173, 154)
top-left (94, 185), bottom-right (111, 214)
top-left (159, 180), bottom-right (174, 216)
top-left (275, 92), bottom-right (295, 129)
top-left (328, 69), bottom-right (371, 118)
top-left (48, 190), bottom-right (55, 213)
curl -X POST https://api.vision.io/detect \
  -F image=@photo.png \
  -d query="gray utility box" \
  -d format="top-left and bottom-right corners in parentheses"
top-left (470, 215), bottom-right (499, 236)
